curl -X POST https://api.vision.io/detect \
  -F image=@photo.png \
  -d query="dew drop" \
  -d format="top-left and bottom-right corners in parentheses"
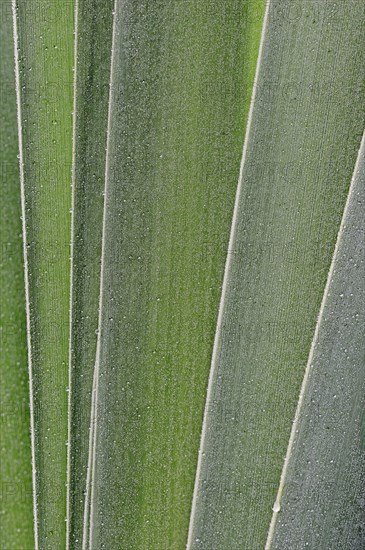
top-left (272, 501), bottom-right (281, 513)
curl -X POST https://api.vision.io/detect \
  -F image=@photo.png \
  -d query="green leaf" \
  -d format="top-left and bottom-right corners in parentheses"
top-left (68, 1), bottom-right (114, 548)
top-left (267, 131), bottom-right (365, 549)
top-left (13, 1), bottom-right (74, 547)
top-left (6, 0), bottom-right (364, 546)
top-left (187, 1), bottom-right (365, 548)
top-left (0, 2), bottom-right (34, 547)
top-left (89, 1), bottom-right (265, 547)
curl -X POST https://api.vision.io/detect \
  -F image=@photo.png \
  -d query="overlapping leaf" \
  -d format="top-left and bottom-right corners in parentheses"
top-left (0, 1), bottom-right (33, 547)
top-left (89, 1), bottom-right (265, 547)
top-left (68, 2), bottom-right (114, 547)
top-left (188, 1), bottom-right (365, 548)
top-left (13, 0), bottom-right (74, 546)
top-left (268, 133), bottom-right (365, 550)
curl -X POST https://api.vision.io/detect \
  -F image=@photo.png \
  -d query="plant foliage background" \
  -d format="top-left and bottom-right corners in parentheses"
top-left (0, 1), bottom-right (364, 549)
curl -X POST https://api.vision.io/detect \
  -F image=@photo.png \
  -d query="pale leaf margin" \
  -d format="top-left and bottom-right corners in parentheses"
top-left (265, 128), bottom-right (365, 549)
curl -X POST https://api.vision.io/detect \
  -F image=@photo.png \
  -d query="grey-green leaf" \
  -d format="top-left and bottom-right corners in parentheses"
top-left (188, 1), bottom-right (365, 548)
top-left (268, 132), bottom-right (365, 550)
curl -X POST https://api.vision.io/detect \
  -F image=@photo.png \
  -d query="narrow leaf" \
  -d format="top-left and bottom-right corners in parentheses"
top-left (67, 2), bottom-right (114, 548)
top-left (267, 132), bottom-right (365, 549)
top-left (0, 1), bottom-right (34, 547)
top-left (90, 1), bottom-right (265, 547)
top-left (188, 1), bottom-right (365, 548)
top-left (13, 1), bottom-right (74, 547)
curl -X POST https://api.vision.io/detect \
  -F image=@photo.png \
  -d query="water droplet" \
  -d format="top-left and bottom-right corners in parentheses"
top-left (272, 501), bottom-right (281, 513)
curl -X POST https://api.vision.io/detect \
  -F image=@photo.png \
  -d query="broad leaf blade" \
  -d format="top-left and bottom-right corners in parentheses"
top-left (268, 133), bottom-right (365, 549)
top-left (68, 2), bottom-right (114, 548)
top-left (13, 1), bottom-right (74, 546)
top-left (188, 1), bottom-right (365, 548)
top-left (90, 1), bottom-right (265, 547)
top-left (0, 1), bottom-right (34, 547)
